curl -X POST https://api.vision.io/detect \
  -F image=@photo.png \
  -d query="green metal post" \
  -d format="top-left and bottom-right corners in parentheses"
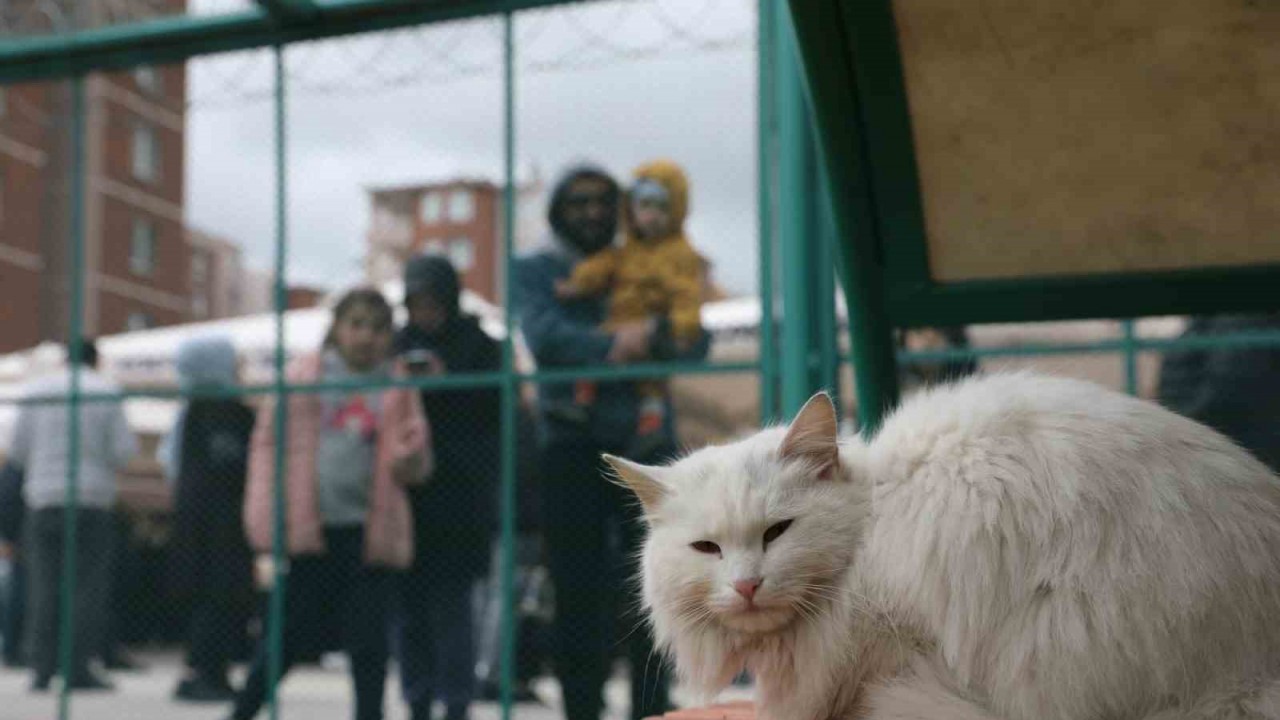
top-left (1122, 319), bottom-right (1138, 396)
top-left (756, 0), bottom-right (778, 425)
top-left (784, 0), bottom-right (899, 434)
top-left (56, 73), bottom-right (86, 720)
top-left (775, 0), bottom-right (820, 418)
top-left (815, 172), bottom-right (841, 410)
top-left (499, 12), bottom-right (519, 720)
top-left (267, 43), bottom-right (290, 720)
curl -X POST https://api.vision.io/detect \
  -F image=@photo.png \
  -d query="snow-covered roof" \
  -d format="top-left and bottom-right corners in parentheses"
top-left (0, 288), bottom-right (771, 454)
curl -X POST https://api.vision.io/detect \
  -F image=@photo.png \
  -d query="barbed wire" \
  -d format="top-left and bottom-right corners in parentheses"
top-left (184, 0), bottom-right (756, 108)
top-left (0, 0), bottom-right (754, 114)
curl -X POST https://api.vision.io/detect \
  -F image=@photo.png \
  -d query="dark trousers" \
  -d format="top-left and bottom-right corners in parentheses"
top-left (395, 570), bottom-right (476, 720)
top-left (187, 593), bottom-right (245, 682)
top-left (540, 438), bottom-right (671, 720)
top-left (4, 557), bottom-right (26, 664)
top-left (23, 507), bottom-right (116, 681)
top-left (231, 527), bottom-right (394, 720)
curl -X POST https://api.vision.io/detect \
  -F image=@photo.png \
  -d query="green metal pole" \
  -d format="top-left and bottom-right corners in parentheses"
top-left (1122, 319), bottom-right (1138, 396)
top-left (815, 167), bottom-right (841, 408)
top-left (499, 12), bottom-right (519, 720)
top-left (775, 0), bottom-right (818, 418)
top-left (267, 43), bottom-right (290, 720)
top-left (784, 0), bottom-right (899, 435)
top-left (756, 0), bottom-right (777, 425)
top-left (56, 73), bottom-right (87, 720)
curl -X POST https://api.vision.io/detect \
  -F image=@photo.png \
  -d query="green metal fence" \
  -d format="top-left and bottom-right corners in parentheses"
top-left (1, 2), bottom-right (1278, 720)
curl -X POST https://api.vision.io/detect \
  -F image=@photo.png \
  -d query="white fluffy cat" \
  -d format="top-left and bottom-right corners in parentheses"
top-left (606, 373), bottom-right (1280, 720)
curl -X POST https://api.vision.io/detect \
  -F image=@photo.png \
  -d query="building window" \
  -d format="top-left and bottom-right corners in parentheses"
top-left (132, 122), bottom-right (159, 182)
top-left (134, 66), bottom-right (161, 95)
top-left (422, 192), bottom-right (443, 224)
top-left (447, 189), bottom-right (475, 223)
top-left (126, 312), bottom-right (152, 332)
top-left (192, 253), bottom-right (209, 284)
top-left (130, 218), bottom-right (156, 276)
top-left (447, 237), bottom-right (474, 271)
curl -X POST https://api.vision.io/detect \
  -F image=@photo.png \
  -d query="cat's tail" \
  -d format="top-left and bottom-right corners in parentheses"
top-left (865, 672), bottom-right (1280, 720)
top-left (860, 658), bottom-right (1004, 720)
top-left (1143, 677), bottom-right (1280, 720)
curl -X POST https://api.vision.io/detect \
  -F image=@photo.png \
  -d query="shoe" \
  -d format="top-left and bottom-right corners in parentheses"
top-left (174, 676), bottom-right (237, 703)
top-left (67, 671), bottom-right (115, 692)
top-left (30, 673), bottom-right (51, 693)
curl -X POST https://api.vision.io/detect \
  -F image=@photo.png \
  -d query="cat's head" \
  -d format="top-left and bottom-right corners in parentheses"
top-left (607, 392), bottom-right (869, 691)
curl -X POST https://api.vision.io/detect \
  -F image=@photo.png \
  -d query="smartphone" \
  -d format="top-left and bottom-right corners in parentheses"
top-left (402, 349), bottom-right (441, 374)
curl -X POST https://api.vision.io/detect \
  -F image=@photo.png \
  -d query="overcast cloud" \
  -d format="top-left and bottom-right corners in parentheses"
top-left (184, 0), bottom-right (759, 295)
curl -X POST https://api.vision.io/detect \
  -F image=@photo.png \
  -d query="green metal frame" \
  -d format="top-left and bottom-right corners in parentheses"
top-left (0, 0), bottom-right (590, 83)
top-left (0, 5), bottom-right (779, 718)
top-left (787, 0), bottom-right (1280, 429)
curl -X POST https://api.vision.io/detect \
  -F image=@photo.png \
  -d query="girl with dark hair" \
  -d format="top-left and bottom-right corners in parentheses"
top-left (226, 288), bottom-right (433, 720)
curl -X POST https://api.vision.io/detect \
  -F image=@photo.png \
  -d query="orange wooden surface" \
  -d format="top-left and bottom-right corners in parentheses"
top-left (644, 701), bottom-right (756, 720)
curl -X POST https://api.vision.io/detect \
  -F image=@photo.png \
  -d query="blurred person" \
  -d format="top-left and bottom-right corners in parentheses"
top-left (393, 254), bottom-right (500, 720)
top-left (162, 336), bottom-right (256, 703)
top-left (897, 326), bottom-right (980, 391)
top-left (1158, 313), bottom-right (1280, 472)
top-left (554, 159), bottom-right (705, 460)
top-left (7, 339), bottom-right (137, 692)
top-left (0, 460), bottom-right (25, 668)
top-left (514, 163), bottom-right (710, 720)
top-left (225, 288), bottom-right (431, 720)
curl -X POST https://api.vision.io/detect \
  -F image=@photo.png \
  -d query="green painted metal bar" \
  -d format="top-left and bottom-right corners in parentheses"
top-left (255, 0), bottom-right (321, 20)
top-left (775, 0), bottom-right (818, 418)
top-left (56, 73), bottom-right (87, 720)
top-left (815, 164), bottom-right (841, 407)
top-left (0, 0), bottom-right (591, 84)
top-left (1122, 320), bottom-right (1138, 396)
top-left (15, 361), bottom-right (765, 407)
top-left (267, 43), bottom-right (290, 720)
top-left (756, 0), bottom-right (777, 425)
top-left (886, 267), bottom-right (1280, 328)
top-left (785, 0), bottom-right (899, 434)
top-left (498, 11), bottom-right (518, 720)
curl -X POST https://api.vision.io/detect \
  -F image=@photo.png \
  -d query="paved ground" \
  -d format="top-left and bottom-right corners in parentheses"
top-left (0, 651), bottom-right (752, 720)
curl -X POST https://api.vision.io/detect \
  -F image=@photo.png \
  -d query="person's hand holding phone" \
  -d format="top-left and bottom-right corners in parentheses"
top-left (403, 349), bottom-right (447, 376)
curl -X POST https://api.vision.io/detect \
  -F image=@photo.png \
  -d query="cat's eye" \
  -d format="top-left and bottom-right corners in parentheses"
top-left (763, 519), bottom-right (794, 548)
top-left (690, 541), bottom-right (722, 557)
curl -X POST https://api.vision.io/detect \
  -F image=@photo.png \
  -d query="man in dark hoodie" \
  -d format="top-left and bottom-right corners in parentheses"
top-left (394, 254), bottom-right (501, 720)
top-left (513, 165), bottom-right (710, 720)
top-left (1158, 313), bottom-right (1280, 472)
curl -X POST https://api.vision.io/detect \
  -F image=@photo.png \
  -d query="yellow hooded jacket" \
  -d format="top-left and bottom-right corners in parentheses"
top-left (565, 159), bottom-right (704, 343)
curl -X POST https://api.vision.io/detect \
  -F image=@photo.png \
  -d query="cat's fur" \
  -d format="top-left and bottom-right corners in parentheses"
top-left (607, 373), bottom-right (1280, 720)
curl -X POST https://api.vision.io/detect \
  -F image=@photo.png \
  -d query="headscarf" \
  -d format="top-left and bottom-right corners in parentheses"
top-left (157, 336), bottom-right (239, 484)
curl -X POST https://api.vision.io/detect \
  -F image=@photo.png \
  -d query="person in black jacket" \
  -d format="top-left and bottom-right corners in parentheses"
top-left (0, 460), bottom-right (25, 668)
top-left (161, 337), bottom-right (256, 703)
top-left (1158, 313), bottom-right (1280, 472)
top-left (394, 254), bottom-right (501, 720)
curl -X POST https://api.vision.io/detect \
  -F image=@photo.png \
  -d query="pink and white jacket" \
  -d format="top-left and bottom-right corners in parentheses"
top-left (243, 352), bottom-right (432, 569)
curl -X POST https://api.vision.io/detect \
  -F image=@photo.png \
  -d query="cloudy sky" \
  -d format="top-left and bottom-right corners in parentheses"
top-left (184, 0), bottom-right (760, 295)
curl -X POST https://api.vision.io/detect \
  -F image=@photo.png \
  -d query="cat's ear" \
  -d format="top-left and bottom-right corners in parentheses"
top-left (779, 392), bottom-right (840, 480)
top-left (603, 454), bottom-right (670, 516)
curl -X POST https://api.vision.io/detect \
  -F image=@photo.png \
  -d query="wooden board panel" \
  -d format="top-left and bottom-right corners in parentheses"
top-left (893, 0), bottom-right (1280, 281)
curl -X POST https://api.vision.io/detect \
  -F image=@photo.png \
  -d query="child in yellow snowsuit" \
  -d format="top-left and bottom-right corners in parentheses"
top-left (555, 159), bottom-right (705, 446)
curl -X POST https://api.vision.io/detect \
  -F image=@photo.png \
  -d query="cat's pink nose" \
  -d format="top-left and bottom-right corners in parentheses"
top-left (733, 577), bottom-right (763, 601)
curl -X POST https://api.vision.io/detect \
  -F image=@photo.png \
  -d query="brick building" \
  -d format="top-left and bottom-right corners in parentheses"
top-left (366, 174), bottom-right (546, 305)
top-left (0, 0), bottom-right (189, 353)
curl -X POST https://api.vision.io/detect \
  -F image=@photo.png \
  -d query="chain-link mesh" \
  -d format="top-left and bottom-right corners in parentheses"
top-left (3, 2), bottom-right (1279, 720)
